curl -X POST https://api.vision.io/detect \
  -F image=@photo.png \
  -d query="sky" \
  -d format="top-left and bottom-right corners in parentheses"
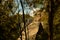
top-left (14, 0), bottom-right (44, 16)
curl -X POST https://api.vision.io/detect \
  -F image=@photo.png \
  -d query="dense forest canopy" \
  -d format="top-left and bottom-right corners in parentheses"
top-left (0, 0), bottom-right (60, 40)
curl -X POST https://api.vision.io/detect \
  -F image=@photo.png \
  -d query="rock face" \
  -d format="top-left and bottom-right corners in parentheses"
top-left (23, 10), bottom-right (41, 40)
top-left (17, 9), bottom-right (48, 40)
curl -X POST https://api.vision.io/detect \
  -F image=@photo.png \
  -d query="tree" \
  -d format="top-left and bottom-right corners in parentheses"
top-left (43, 0), bottom-right (60, 40)
top-left (0, 0), bottom-right (21, 40)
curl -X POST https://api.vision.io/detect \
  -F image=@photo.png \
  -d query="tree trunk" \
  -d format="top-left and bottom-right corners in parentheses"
top-left (20, 0), bottom-right (27, 40)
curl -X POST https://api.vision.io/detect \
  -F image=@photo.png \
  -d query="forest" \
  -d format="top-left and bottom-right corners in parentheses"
top-left (0, 0), bottom-right (60, 40)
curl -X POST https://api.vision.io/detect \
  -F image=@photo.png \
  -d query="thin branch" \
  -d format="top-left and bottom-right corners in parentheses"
top-left (20, 0), bottom-right (27, 40)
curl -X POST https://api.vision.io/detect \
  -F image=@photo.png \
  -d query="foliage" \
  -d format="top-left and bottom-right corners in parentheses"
top-left (0, 0), bottom-right (20, 40)
top-left (0, 0), bottom-right (60, 40)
